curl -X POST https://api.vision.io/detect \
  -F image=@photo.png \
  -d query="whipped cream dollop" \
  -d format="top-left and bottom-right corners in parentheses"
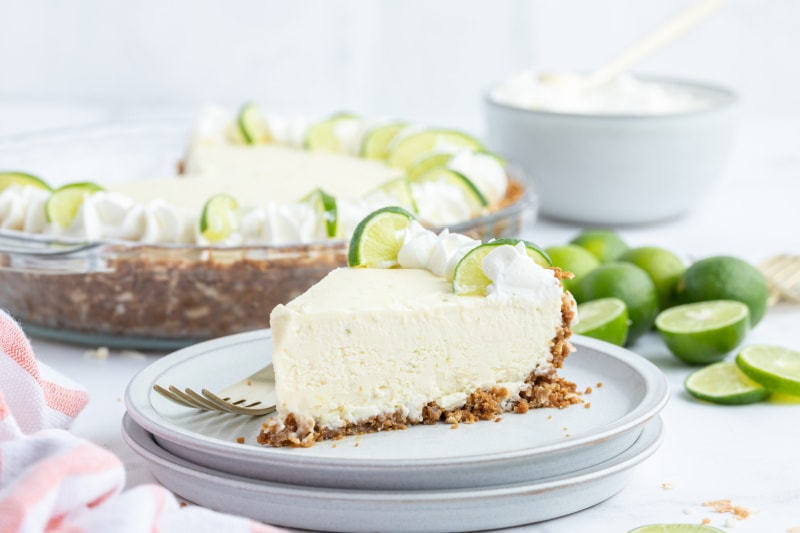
top-left (447, 150), bottom-right (508, 205)
top-left (397, 222), bottom-right (561, 300)
top-left (492, 71), bottom-right (710, 115)
top-left (0, 184), bottom-right (49, 233)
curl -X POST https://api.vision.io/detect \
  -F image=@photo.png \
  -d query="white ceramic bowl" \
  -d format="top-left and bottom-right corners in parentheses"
top-left (485, 77), bottom-right (739, 225)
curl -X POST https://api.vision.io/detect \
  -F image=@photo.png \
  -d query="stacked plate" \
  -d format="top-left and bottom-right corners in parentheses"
top-left (124, 331), bottom-right (669, 533)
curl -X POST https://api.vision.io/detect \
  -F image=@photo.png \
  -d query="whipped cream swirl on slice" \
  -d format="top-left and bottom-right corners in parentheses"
top-left (398, 221), bottom-right (480, 280)
top-left (482, 242), bottom-right (562, 300)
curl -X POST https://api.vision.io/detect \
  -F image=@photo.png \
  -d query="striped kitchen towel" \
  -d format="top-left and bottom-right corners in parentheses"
top-left (0, 309), bottom-right (283, 533)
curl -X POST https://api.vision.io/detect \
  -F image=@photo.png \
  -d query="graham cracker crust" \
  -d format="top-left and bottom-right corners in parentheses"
top-left (258, 285), bottom-right (581, 448)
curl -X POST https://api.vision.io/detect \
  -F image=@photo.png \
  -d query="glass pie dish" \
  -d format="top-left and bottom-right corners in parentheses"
top-left (0, 121), bottom-right (537, 350)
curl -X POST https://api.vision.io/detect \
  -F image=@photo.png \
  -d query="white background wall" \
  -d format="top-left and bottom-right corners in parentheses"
top-left (1, 0), bottom-right (798, 135)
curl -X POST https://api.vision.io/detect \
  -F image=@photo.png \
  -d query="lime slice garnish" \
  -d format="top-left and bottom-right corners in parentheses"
top-left (628, 525), bottom-right (724, 533)
top-left (684, 361), bottom-right (770, 405)
top-left (572, 297), bottom-right (629, 346)
top-left (655, 300), bottom-right (749, 364)
top-left (303, 188), bottom-right (338, 238)
top-left (412, 167), bottom-right (488, 209)
top-left (237, 102), bottom-right (273, 145)
top-left (386, 129), bottom-right (483, 169)
top-left (360, 123), bottom-right (407, 160)
top-left (347, 206), bottom-right (415, 268)
top-left (736, 345), bottom-right (800, 396)
top-left (200, 193), bottom-right (240, 242)
top-left (305, 112), bottom-right (360, 152)
top-left (0, 171), bottom-right (52, 192)
top-left (366, 177), bottom-right (418, 214)
top-left (45, 182), bottom-right (105, 227)
top-left (406, 152), bottom-right (454, 181)
top-left (452, 239), bottom-right (551, 296)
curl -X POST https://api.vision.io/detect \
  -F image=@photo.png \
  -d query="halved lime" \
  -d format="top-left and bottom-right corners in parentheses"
top-left (570, 229), bottom-right (629, 263)
top-left (0, 171), bottom-right (52, 192)
top-left (366, 177), bottom-right (418, 213)
top-left (237, 102), bottom-right (273, 145)
top-left (303, 188), bottom-right (338, 238)
top-left (386, 129), bottom-right (483, 169)
top-left (452, 239), bottom-right (552, 296)
top-left (655, 300), bottom-right (749, 364)
top-left (628, 525), bottom-right (724, 533)
top-left (305, 112), bottom-right (360, 152)
top-left (411, 167), bottom-right (488, 209)
top-left (45, 182), bottom-right (105, 227)
top-left (573, 298), bottom-right (629, 346)
top-left (685, 361), bottom-right (770, 405)
top-left (406, 152), bottom-right (453, 181)
top-left (736, 345), bottom-right (800, 396)
top-left (360, 122), bottom-right (406, 160)
top-left (347, 206), bottom-right (415, 268)
top-left (200, 193), bottom-right (240, 242)
top-left (675, 255), bottom-right (769, 327)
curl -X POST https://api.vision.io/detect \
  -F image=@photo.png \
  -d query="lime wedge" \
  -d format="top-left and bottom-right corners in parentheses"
top-left (406, 152), bottom-right (454, 181)
top-left (573, 297), bottom-right (629, 346)
top-left (452, 239), bottom-right (551, 296)
top-left (0, 171), bottom-right (52, 192)
top-left (45, 182), bottom-right (105, 227)
top-left (655, 300), bottom-right (749, 364)
top-left (412, 167), bottom-right (488, 209)
top-left (386, 129), bottom-right (483, 169)
top-left (305, 112), bottom-right (360, 152)
top-left (200, 193), bottom-right (240, 242)
top-left (348, 206), bottom-right (415, 268)
top-left (360, 123), bottom-right (406, 160)
top-left (367, 177), bottom-right (418, 214)
top-left (237, 102), bottom-right (273, 145)
top-left (628, 525), bottom-right (724, 533)
top-left (736, 345), bottom-right (800, 396)
top-left (685, 361), bottom-right (770, 405)
top-left (303, 188), bottom-right (338, 238)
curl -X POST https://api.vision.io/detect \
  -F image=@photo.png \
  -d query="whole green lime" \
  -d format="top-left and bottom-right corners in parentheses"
top-left (619, 246), bottom-right (686, 310)
top-left (569, 229), bottom-right (629, 263)
top-left (577, 262), bottom-right (659, 345)
top-left (545, 244), bottom-right (600, 296)
top-left (674, 256), bottom-right (769, 327)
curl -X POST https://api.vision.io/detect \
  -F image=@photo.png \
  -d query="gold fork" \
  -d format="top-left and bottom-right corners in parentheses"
top-left (759, 255), bottom-right (800, 306)
top-left (153, 364), bottom-right (276, 416)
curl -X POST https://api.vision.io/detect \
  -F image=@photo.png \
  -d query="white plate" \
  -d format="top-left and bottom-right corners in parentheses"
top-left (123, 413), bottom-right (664, 533)
top-left (124, 330), bottom-right (669, 490)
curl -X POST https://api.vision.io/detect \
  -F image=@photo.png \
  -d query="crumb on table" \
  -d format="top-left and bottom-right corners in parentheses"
top-left (236, 436), bottom-right (245, 444)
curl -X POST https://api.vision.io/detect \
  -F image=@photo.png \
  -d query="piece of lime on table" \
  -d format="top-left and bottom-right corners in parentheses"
top-left (45, 182), bottom-right (105, 227)
top-left (386, 129), bottom-right (483, 169)
top-left (200, 193), bottom-right (240, 243)
top-left (685, 360), bottom-right (770, 405)
top-left (573, 297), bottom-right (629, 346)
top-left (655, 300), bottom-right (749, 364)
top-left (347, 206), bottom-right (415, 268)
top-left (736, 345), bottom-right (800, 396)
top-left (0, 171), bottom-right (52, 192)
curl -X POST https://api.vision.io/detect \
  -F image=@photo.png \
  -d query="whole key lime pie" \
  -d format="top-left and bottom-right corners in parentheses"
top-left (0, 105), bottom-right (530, 346)
top-left (258, 207), bottom-right (580, 448)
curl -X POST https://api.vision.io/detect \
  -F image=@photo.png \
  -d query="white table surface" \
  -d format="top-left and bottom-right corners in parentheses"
top-left (10, 109), bottom-right (800, 532)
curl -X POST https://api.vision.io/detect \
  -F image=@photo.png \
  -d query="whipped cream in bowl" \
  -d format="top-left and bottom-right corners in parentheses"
top-left (485, 70), bottom-right (738, 225)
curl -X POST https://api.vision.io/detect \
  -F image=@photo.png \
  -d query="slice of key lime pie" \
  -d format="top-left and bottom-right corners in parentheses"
top-left (258, 207), bottom-right (580, 448)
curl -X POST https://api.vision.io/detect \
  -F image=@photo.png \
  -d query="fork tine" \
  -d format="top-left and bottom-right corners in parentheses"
top-left (182, 387), bottom-right (226, 412)
top-left (153, 384), bottom-right (196, 408)
top-left (202, 388), bottom-right (276, 416)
